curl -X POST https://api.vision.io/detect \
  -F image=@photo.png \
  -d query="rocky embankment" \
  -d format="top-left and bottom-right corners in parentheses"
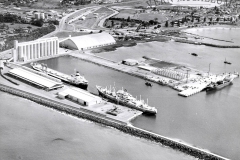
top-left (175, 39), bottom-right (240, 48)
top-left (0, 84), bottom-right (228, 160)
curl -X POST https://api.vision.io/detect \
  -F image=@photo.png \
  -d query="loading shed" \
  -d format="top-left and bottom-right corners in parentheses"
top-left (58, 87), bottom-right (102, 106)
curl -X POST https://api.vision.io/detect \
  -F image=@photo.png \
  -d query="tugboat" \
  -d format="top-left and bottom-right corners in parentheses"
top-left (206, 76), bottom-right (233, 92)
top-left (31, 63), bottom-right (88, 90)
top-left (145, 81), bottom-right (153, 87)
top-left (224, 58), bottom-right (231, 65)
top-left (96, 85), bottom-right (157, 114)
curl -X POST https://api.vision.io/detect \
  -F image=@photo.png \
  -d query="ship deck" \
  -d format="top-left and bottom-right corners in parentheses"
top-left (34, 64), bottom-right (72, 81)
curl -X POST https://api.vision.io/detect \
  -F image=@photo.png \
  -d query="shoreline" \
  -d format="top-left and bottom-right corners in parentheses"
top-left (0, 83), bottom-right (229, 160)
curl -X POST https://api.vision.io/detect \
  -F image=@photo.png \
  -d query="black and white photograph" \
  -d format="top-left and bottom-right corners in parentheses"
top-left (0, 0), bottom-right (239, 159)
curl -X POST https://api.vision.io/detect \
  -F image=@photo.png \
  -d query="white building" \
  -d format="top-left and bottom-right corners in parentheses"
top-left (40, 13), bottom-right (45, 19)
top-left (34, 12), bottom-right (40, 19)
top-left (59, 33), bottom-right (116, 50)
top-left (58, 87), bottom-right (102, 106)
top-left (12, 37), bottom-right (59, 62)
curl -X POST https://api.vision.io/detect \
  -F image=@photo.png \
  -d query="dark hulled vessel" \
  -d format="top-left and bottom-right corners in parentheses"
top-left (31, 63), bottom-right (88, 90)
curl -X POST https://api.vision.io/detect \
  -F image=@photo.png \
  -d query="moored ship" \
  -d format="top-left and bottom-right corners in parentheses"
top-left (206, 76), bottom-right (233, 92)
top-left (96, 85), bottom-right (157, 114)
top-left (31, 63), bottom-right (88, 90)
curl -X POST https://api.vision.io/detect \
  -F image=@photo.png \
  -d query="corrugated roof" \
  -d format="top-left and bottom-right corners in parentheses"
top-left (59, 87), bottom-right (101, 102)
top-left (62, 32), bottom-right (115, 50)
top-left (9, 68), bottom-right (63, 89)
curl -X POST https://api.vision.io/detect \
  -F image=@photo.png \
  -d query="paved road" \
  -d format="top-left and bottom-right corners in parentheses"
top-left (97, 7), bottom-right (119, 29)
top-left (59, 6), bottom-right (100, 31)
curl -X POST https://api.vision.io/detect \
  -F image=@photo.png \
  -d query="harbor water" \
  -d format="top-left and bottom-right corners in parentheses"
top-left (1, 28), bottom-right (240, 159)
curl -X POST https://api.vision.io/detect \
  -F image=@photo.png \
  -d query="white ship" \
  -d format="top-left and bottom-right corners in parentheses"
top-left (96, 85), bottom-right (157, 114)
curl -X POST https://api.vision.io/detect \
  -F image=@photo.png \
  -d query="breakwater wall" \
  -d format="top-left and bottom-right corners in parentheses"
top-left (0, 83), bottom-right (228, 160)
top-left (175, 39), bottom-right (240, 48)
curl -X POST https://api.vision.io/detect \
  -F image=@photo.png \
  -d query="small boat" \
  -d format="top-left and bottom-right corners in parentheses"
top-left (145, 81), bottom-right (153, 87)
top-left (224, 58), bottom-right (231, 64)
top-left (190, 53), bottom-right (198, 56)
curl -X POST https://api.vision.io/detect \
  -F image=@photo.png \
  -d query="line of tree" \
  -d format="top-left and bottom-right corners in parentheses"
top-left (108, 17), bottom-right (159, 28)
top-left (0, 13), bottom-right (23, 23)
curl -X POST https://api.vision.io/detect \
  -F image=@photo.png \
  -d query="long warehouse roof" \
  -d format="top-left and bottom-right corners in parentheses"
top-left (60, 32), bottom-right (116, 50)
top-left (59, 87), bottom-right (101, 102)
top-left (9, 67), bottom-right (63, 90)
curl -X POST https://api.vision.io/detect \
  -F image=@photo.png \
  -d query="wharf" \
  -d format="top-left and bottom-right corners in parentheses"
top-left (67, 52), bottom-right (239, 97)
top-left (68, 52), bottom-right (179, 87)
top-left (0, 66), bottom-right (142, 124)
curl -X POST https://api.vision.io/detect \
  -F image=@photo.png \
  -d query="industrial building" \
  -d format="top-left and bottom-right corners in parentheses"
top-left (34, 12), bottom-right (46, 19)
top-left (12, 37), bottom-right (59, 62)
top-left (58, 87), bottom-right (102, 106)
top-left (8, 67), bottom-right (63, 90)
top-left (59, 33), bottom-right (116, 50)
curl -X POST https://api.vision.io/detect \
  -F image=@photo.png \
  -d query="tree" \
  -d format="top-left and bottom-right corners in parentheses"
top-left (165, 21), bottom-right (169, 27)
top-left (178, 20), bottom-right (181, 27)
top-left (182, 17), bottom-right (185, 23)
top-left (111, 20), bottom-right (114, 27)
top-left (31, 19), bottom-right (44, 27)
top-left (127, 16), bottom-right (131, 22)
top-left (191, 17), bottom-right (194, 22)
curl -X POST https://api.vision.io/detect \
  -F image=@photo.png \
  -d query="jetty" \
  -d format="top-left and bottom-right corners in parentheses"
top-left (178, 82), bottom-right (209, 97)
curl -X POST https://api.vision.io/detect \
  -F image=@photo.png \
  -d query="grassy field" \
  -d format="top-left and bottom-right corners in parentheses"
top-left (114, 9), bottom-right (169, 22)
top-left (31, 0), bottom-right (61, 9)
top-left (74, 17), bottom-right (97, 29)
top-left (52, 31), bottom-right (90, 38)
top-left (94, 7), bottom-right (113, 14)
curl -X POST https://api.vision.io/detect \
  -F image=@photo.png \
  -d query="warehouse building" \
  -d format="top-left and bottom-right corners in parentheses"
top-left (58, 87), bottom-right (102, 106)
top-left (8, 67), bottom-right (63, 90)
top-left (59, 32), bottom-right (116, 50)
